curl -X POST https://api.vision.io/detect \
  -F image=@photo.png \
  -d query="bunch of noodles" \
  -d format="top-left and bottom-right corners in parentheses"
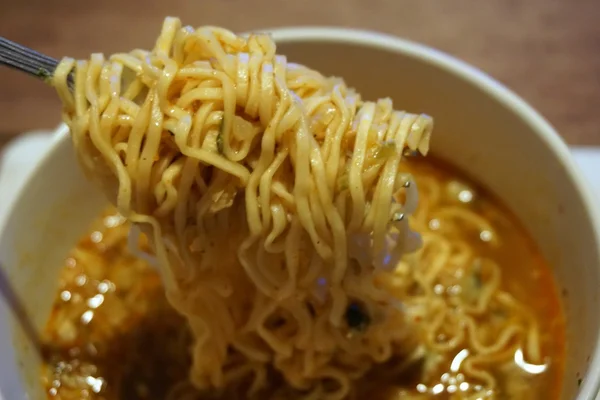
top-left (52, 17), bottom-right (432, 399)
top-left (374, 167), bottom-right (549, 399)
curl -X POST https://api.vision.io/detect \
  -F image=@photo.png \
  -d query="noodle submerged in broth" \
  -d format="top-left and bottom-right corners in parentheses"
top-left (44, 15), bottom-right (564, 400)
top-left (41, 158), bottom-right (565, 400)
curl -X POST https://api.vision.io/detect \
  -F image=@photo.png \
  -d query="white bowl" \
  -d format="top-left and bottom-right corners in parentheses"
top-left (1, 27), bottom-right (599, 400)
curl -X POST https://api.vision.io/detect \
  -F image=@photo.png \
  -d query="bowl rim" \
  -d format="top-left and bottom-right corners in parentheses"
top-left (6, 26), bottom-right (600, 399)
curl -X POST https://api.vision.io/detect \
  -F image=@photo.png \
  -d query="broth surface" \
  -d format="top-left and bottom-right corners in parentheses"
top-left (40, 158), bottom-right (565, 399)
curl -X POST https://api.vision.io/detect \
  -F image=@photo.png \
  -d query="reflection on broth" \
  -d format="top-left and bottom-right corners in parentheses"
top-left (41, 158), bottom-right (565, 399)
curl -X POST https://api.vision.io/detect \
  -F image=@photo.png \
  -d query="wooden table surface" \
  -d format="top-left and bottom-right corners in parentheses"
top-left (1, 0), bottom-right (599, 149)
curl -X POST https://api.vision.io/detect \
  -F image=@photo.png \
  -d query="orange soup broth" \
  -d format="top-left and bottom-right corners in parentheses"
top-left (40, 157), bottom-right (566, 399)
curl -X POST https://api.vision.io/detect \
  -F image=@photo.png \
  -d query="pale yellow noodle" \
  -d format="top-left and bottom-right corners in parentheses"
top-left (53, 16), bottom-right (433, 400)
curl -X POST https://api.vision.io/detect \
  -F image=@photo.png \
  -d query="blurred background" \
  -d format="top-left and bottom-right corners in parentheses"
top-left (1, 0), bottom-right (599, 149)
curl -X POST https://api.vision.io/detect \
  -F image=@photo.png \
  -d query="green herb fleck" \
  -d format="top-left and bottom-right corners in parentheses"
top-left (36, 67), bottom-right (53, 84)
top-left (336, 174), bottom-right (349, 192)
top-left (216, 120), bottom-right (224, 154)
top-left (578, 378), bottom-right (583, 387)
top-left (375, 140), bottom-right (397, 160)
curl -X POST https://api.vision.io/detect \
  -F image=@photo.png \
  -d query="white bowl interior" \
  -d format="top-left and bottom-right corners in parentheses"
top-left (0, 134), bottom-right (106, 400)
top-left (1, 28), bottom-right (599, 399)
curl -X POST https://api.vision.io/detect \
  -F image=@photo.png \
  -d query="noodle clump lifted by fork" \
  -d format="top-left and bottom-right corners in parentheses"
top-left (52, 17), bottom-right (433, 399)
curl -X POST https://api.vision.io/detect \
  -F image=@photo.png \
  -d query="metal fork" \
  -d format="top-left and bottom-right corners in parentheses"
top-left (0, 36), bottom-right (72, 87)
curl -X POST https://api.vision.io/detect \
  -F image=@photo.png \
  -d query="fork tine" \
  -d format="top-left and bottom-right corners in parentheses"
top-left (0, 37), bottom-right (74, 89)
top-left (0, 37), bottom-right (59, 82)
